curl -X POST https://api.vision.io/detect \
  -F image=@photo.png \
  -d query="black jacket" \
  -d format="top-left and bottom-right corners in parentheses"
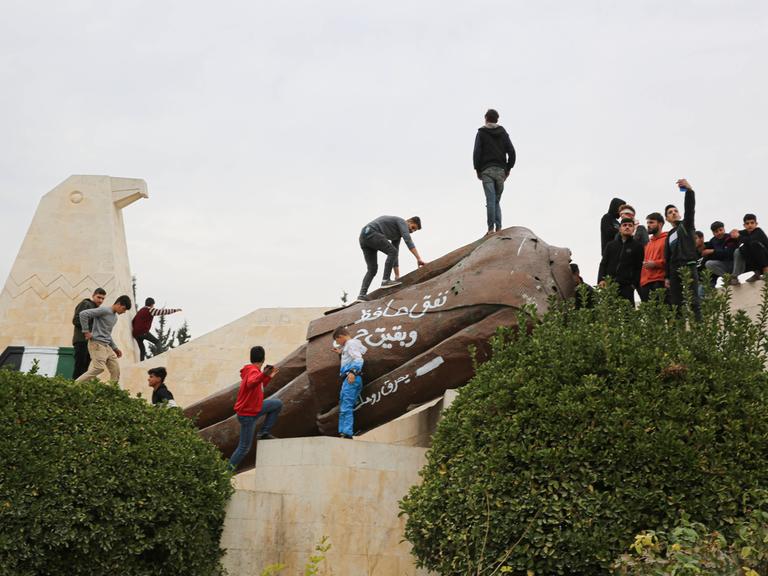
top-left (71, 298), bottom-right (96, 345)
top-left (708, 234), bottom-right (739, 261)
top-left (152, 384), bottom-right (175, 406)
top-left (737, 227), bottom-right (768, 250)
top-left (600, 197), bottom-right (626, 253)
top-left (665, 187), bottom-right (698, 275)
top-left (473, 126), bottom-right (516, 173)
top-left (598, 236), bottom-right (644, 287)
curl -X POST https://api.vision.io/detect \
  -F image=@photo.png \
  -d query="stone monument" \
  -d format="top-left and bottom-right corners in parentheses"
top-left (0, 175), bottom-right (147, 366)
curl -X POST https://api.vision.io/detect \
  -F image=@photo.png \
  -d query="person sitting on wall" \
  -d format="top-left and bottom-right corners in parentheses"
top-left (704, 220), bottom-right (739, 286)
top-left (730, 213), bottom-right (768, 284)
top-left (228, 346), bottom-right (282, 471)
top-left (148, 366), bottom-right (177, 407)
top-left (71, 287), bottom-right (106, 379)
top-left (132, 298), bottom-right (182, 361)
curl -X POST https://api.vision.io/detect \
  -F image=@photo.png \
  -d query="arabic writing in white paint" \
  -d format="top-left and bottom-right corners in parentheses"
top-left (355, 292), bottom-right (449, 324)
top-left (355, 373), bottom-right (411, 410)
top-left (354, 326), bottom-right (417, 349)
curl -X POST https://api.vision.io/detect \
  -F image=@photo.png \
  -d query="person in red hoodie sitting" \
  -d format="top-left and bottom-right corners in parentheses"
top-left (228, 346), bottom-right (282, 471)
top-left (132, 297), bottom-right (182, 360)
top-left (639, 212), bottom-right (668, 302)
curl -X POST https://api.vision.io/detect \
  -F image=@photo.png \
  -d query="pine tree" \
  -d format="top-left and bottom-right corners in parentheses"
top-left (148, 314), bottom-right (175, 357)
top-left (175, 320), bottom-right (191, 346)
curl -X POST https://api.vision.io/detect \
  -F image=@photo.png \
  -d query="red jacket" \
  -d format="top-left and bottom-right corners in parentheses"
top-left (640, 231), bottom-right (668, 286)
top-left (132, 307), bottom-right (153, 336)
top-left (233, 364), bottom-right (273, 416)
top-left (132, 306), bottom-right (181, 337)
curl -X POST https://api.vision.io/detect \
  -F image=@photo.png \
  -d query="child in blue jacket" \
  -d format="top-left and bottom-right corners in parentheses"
top-left (332, 326), bottom-right (368, 439)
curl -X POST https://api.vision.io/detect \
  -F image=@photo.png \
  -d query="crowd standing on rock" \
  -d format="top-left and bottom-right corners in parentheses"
top-left (589, 178), bottom-right (768, 317)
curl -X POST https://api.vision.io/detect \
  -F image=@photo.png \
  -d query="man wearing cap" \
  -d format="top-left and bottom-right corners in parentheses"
top-left (598, 217), bottom-right (645, 306)
top-left (704, 221), bottom-right (739, 286)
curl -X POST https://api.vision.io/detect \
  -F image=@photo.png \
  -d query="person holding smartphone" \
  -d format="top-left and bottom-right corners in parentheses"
top-left (228, 346), bottom-right (282, 471)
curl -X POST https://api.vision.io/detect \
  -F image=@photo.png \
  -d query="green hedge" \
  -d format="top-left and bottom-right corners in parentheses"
top-left (400, 282), bottom-right (768, 575)
top-left (0, 372), bottom-right (233, 576)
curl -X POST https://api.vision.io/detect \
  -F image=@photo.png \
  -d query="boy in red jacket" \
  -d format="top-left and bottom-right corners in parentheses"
top-left (228, 346), bottom-right (282, 471)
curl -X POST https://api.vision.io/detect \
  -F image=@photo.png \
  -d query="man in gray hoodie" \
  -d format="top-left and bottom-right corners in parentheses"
top-left (75, 294), bottom-right (132, 383)
top-left (473, 109), bottom-right (516, 235)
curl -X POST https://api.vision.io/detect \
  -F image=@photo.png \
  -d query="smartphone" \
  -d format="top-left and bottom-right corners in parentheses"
top-left (263, 364), bottom-right (274, 375)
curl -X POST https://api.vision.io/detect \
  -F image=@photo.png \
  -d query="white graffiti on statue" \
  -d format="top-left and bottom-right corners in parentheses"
top-left (355, 291), bottom-right (449, 325)
top-left (354, 325), bottom-right (417, 349)
top-left (355, 373), bottom-right (412, 410)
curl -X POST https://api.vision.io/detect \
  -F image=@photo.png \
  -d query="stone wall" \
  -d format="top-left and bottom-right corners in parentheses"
top-left (223, 437), bottom-right (433, 575)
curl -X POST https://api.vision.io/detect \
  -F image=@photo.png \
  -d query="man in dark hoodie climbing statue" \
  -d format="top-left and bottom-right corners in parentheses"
top-left (473, 108), bottom-right (516, 235)
top-left (664, 178), bottom-right (701, 320)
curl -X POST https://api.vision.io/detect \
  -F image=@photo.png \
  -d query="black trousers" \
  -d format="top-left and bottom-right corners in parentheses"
top-left (669, 263), bottom-right (701, 320)
top-left (72, 341), bottom-right (90, 379)
top-left (359, 228), bottom-right (398, 297)
top-left (135, 332), bottom-right (160, 361)
top-left (639, 280), bottom-right (666, 303)
top-left (617, 283), bottom-right (636, 308)
top-left (742, 242), bottom-right (768, 273)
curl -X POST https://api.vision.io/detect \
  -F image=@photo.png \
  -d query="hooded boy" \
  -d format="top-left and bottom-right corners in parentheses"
top-left (473, 109), bottom-right (516, 234)
top-left (228, 346), bottom-right (283, 470)
top-left (600, 197), bottom-right (626, 254)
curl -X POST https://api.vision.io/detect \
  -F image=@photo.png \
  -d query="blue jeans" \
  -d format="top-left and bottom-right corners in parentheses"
top-left (228, 398), bottom-right (283, 469)
top-left (338, 376), bottom-right (363, 437)
top-left (481, 166), bottom-right (505, 231)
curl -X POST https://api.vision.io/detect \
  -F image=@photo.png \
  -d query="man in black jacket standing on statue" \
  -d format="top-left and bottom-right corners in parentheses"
top-left (664, 178), bottom-right (701, 320)
top-left (473, 109), bottom-right (516, 235)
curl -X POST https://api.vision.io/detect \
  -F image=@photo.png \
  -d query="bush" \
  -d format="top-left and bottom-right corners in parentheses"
top-left (400, 282), bottom-right (768, 575)
top-left (0, 372), bottom-right (233, 576)
top-left (612, 508), bottom-right (768, 576)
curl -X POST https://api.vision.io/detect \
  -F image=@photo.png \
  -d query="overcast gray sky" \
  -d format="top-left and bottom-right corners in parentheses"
top-left (2, 0), bottom-right (766, 337)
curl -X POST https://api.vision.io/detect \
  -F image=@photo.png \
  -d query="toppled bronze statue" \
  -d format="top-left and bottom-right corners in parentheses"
top-left (184, 227), bottom-right (574, 470)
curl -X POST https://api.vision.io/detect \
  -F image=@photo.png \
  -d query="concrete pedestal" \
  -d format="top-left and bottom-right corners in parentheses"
top-left (221, 437), bottom-right (433, 575)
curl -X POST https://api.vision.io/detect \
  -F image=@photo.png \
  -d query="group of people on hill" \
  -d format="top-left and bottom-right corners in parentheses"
top-left (583, 179), bottom-right (768, 317)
